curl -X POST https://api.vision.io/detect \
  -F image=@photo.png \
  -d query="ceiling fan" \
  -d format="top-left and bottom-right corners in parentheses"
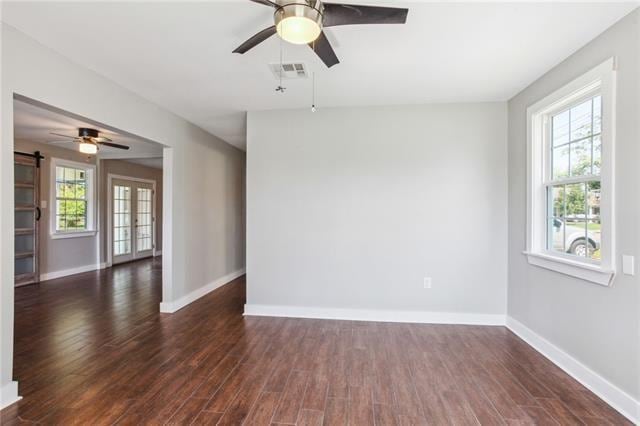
top-left (50, 128), bottom-right (130, 155)
top-left (233, 0), bottom-right (408, 68)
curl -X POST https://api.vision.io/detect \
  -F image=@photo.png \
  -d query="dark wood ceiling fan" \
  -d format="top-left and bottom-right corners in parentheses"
top-left (233, 0), bottom-right (409, 68)
top-left (50, 128), bottom-right (129, 154)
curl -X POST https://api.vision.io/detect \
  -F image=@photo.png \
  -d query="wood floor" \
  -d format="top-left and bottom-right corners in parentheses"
top-left (1, 258), bottom-right (630, 425)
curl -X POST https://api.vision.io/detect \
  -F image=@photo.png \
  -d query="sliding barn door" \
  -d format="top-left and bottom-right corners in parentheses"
top-left (14, 152), bottom-right (41, 286)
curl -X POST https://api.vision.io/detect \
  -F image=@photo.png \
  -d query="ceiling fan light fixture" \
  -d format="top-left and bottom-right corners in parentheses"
top-left (275, 3), bottom-right (322, 45)
top-left (79, 141), bottom-right (98, 154)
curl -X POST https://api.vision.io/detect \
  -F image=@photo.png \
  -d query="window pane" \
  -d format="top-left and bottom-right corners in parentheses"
top-left (570, 99), bottom-right (592, 141)
top-left (64, 167), bottom-right (76, 181)
top-left (593, 95), bottom-right (602, 135)
top-left (566, 220), bottom-right (588, 257)
top-left (547, 184), bottom-right (566, 253)
top-left (56, 182), bottom-right (64, 198)
top-left (552, 110), bottom-right (570, 146)
top-left (570, 139), bottom-right (591, 177)
top-left (565, 183), bottom-right (586, 219)
top-left (588, 219), bottom-right (601, 261)
top-left (592, 134), bottom-right (601, 175)
top-left (76, 183), bottom-right (86, 200)
top-left (56, 166), bottom-right (64, 181)
top-left (75, 216), bottom-right (86, 230)
top-left (56, 200), bottom-right (65, 215)
top-left (550, 185), bottom-right (565, 218)
top-left (57, 215), bottom-right (66, 231)
top-left (587, 181), bottom-right (601, 261)
top-left (552, 145), bottom-right (569, 179)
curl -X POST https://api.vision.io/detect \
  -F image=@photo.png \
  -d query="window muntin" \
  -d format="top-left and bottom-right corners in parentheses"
top-left (545, 94), bottom-right (602, 262)
top-left (55, 166), bottom-right (88, 232)
top-left (50, 159), bottom-right (95, 237)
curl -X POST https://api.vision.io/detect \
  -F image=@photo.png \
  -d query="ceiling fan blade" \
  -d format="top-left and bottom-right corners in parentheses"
top-left (98, 141), bottom-right (130, 150)
top-left (233, 26), bottom-right (277, 54)
top-left (49, 132), bottom-right (77, 139)
top-left (249, 0), bottom-right (278, 7)
top-left (322, 3), bottom-right (408, 27)
top-left (309, 31), bottom-right (340, 68)
top-left (49, 140), bottom-right (79, 145)
top-left (93, 136), bottom-right (112, 143)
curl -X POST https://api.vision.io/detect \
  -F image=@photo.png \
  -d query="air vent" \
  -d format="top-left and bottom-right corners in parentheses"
top-left (269, 62), bottom-right (308, 79)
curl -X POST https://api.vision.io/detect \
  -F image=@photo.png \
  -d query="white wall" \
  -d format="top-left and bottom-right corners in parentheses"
top-left (0, 23), bottom-right (245, 406)
top-left (507, 8), bottom-right (639, 404)
top-left (247, 103), bottom-right (508, 318)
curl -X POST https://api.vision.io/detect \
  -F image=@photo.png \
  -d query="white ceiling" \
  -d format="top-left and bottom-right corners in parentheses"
top-left (123, 158), bottom-right (164, 170)
top-left (13, 99), bottom-right (164, 159)
top-left (3, 1), bottom-right (638, 150)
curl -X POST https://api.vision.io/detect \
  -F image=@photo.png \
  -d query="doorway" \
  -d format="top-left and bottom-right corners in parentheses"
top-left (108, 175), bottom-right (156, 265)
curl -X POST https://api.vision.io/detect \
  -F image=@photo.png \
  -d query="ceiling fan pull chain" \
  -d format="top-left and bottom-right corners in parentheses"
top-left (311, 71), bottom-right (317, 113)
top-left (276, 29), bottom-right (286, 93)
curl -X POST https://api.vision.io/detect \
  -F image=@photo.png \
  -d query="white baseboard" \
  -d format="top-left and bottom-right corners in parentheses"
top-left (159, 269), bottom-right (245, 314)
top-left (506, 316), bottom-right (638, 424)
top-left (40, 262), bottom-right (107, 282)
top-left (243, 304), bottom-right (506, 325)
top-left (1, 381), bottom-right (21, 410)
top-left (154, 250), bottom-right (162, 256)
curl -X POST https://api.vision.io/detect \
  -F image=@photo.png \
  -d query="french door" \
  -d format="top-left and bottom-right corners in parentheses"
top-left (112, 178), bottom-right (154, 264)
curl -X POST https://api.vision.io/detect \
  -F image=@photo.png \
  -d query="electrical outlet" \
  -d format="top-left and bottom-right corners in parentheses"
top-left (423, 277), bottom-right (432, 289)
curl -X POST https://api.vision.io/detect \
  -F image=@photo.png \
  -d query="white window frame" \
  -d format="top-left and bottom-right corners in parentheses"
top-left (525, 58), bottom-right (616, 286)
top-left (50, 158), bottom-right (97, 239)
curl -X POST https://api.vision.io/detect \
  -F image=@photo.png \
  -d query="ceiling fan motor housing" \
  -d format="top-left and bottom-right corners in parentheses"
top-left (78, 128), bottom-right (99, 138)
top-left (274, 0), bottom-right (323, 45)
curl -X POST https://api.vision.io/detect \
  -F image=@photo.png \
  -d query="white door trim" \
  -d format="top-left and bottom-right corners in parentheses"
top-left (107, 173), bottom-right (157, 266)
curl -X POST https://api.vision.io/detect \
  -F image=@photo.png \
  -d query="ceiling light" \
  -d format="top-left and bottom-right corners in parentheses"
top-left (79, 141), bottom-right (97, 154)
top-left (275, 4), bottom-right (322, 45)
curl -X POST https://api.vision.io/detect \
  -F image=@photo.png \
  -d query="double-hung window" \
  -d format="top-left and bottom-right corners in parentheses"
top-left (526, 59), bottom-right (616, 286)
top-left (50, 158), bottom-right (96, 238)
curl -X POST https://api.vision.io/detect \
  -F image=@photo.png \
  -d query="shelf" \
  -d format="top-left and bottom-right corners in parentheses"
top-left (15, 228), bottom-right (35, 235)
top-left (15, 182), bottom-right (35, 188)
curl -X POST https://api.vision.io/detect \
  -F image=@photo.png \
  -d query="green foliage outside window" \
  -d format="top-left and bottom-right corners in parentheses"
top-left (56, 166), bottom-right (88, 231)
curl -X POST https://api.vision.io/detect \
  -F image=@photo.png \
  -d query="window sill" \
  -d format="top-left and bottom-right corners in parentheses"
top-left (523, 251), bottom-right (615, 286)
top-left (51, 231), bottom-right (97, 240)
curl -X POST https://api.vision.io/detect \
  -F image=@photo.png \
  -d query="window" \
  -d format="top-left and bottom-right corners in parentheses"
top-left (50, 159), bottom-right (96, 238)
top-left (526, 59), bottom-right (615, 286)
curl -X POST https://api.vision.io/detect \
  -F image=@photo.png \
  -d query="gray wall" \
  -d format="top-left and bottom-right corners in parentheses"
top-left (507, 9), bottom-right (639, 399)
top-left (1, 23), bottom-right (245, 396)
top-left (247, 103), bottom-right (508, 314)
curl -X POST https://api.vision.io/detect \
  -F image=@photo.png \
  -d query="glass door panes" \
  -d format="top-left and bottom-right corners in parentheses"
top-left (136, 188), bottom-right (153, 254)
top-left (14, 153), bottom-right (40, 286)
top-left (113, 184), bottom-right (132, 259)
top-left (112, 179), bottom-right (154, 264)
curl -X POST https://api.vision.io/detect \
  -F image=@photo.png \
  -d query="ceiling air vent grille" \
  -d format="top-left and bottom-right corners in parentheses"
top-left (270, 62), bottom-right (308, 79)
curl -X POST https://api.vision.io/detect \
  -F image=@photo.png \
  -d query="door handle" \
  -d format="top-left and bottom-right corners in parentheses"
top-left (35, 206), bottom-right (41, 221)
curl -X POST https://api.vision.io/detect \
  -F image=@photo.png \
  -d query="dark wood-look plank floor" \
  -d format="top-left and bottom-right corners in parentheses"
top-left (0, 258), bottom-right (631, 425)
